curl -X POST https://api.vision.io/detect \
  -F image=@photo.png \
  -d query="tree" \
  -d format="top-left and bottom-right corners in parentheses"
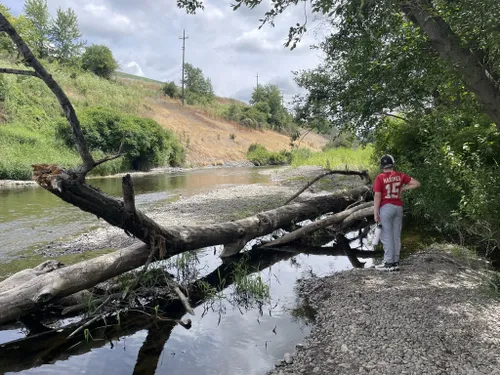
top-left (49, 7), bottom-right (85, 63)
top-left (22, 0), bottom-right (50, 58)
top-left (81, 44), bottom-right (118, 79)
top-left (250, 84), bottom-right (290, 130)
top-left (177, 0), bottom-right (500, 130)
top-left (184, 63), bottom-right (214, 102)
top-left (162, 81), bottom-right (180, 98)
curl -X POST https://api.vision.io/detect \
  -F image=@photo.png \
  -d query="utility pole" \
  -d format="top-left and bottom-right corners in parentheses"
top-left (280, 89), bottom-right (285, 107)
top-left (179, 29), bottom-right (189, 106)
top-left (255, 73), bottom-right (260, 102)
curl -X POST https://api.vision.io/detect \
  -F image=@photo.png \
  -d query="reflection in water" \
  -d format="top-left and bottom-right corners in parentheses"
top-left (0, 244), bottom-right (373, 375)
top-left (0, 166), bottom-right (379, 375)
top-left (0, 167), bottom-right (272, 259)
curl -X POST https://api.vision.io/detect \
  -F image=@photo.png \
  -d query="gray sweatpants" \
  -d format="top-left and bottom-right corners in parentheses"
top-left (379, 204), bottom-right (404, 263)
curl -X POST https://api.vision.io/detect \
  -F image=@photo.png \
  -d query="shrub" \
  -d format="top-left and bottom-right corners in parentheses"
top-left (162, 81), bottom-right (180, 98)
top-left (246, 143), bottom-right (291, 166)
top-left (81, 44), bottom-right (119, 79)
top-left (373, 113), bottom-right (500, 257)
top-left (57, 106), bottom-right (185, 170)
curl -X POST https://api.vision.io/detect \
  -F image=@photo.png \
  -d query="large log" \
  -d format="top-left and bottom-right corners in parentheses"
top-left (0, 185), bottom-right (371, 325)
top-left (33, 166), bottom-right (371, 258)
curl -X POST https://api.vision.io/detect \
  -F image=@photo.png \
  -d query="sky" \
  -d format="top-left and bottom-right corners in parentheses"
top-left (4, 0), bottom-right (329, 104)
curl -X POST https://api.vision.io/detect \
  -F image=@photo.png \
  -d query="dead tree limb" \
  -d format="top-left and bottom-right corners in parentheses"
top-left (0, 185), bottom-right (370, 325)
top-left (262, 202), bottom-right (373, 248)
top-left (0, 67), bottom-right (39, 77)
top-left (285, 170), bottom-right (370, 205)
top-left (122, 174), bottom-right (136, 214)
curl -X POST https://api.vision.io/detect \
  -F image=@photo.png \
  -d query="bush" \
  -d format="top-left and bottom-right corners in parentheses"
top-left (246, 143), bottom-right (291, 166)
top-left (81, 44), bottom-right (118, 79)
top-left (162, 81), bottom-right (180, 98)
top-left (57, 106), bottom-right (185, 170)
top-left (373, 113), bottom-right (500, 257)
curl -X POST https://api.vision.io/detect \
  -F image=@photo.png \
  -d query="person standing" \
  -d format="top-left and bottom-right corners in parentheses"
top-left (373, 154), bottom-right (421, 271)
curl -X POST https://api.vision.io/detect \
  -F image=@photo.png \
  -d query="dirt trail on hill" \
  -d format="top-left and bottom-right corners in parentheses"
top-left (141, 97), bottom-right (328, 166)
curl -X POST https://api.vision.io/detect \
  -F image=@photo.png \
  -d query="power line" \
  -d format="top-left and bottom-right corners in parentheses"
top-left (179, 29), bottom-right (189, 106)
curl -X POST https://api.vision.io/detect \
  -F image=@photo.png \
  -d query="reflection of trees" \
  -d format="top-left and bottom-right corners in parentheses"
top-left (0, 244), bottom-right (375, 374)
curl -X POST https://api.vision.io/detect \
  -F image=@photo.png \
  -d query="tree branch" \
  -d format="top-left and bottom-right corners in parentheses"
top-left (285, 170), bottom-right (370, 205)
top-left (94, 143), bottom-right (126, 169)
top-left (382, 112), bottom-right (410, 123)
top-left (0, 68), bottom-right (39, 77)
top-left (262, 201), bottom-right (373, 248)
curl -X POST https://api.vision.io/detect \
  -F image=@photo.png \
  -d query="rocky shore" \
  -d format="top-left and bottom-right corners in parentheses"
top-left (268, 250), bottom-right (500, 375)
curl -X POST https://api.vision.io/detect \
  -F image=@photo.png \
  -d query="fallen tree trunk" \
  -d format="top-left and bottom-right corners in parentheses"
top-left (32, 167), bottom-right (371, 259)
top-left (0, 185), bottom-right (371, 325)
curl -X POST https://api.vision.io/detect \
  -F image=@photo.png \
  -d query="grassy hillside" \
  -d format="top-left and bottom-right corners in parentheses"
top-left (114, 71), bottom-right (164, 84)
top-left (0, 60), bottom-right (327, 179)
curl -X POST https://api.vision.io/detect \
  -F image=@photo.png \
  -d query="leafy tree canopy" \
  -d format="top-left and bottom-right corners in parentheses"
top-left (183, 63), bottom-right (214, 103)
top-left (23, 0), bottom-right (50, 57)
top-left (49, 7), bottom-right (86, 62)
top-left (81, 44), bottom-right (119, 79)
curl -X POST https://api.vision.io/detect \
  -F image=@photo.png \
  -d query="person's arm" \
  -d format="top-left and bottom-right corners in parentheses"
top-left (373, 192), bottom-right (382, 222)
top-left (401, 177), bottom-right (421, 193)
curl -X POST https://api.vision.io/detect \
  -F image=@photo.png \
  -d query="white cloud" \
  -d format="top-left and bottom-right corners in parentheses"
top-left (3, 0), bottom-right (324, 102)
top-left (123, 61), bottom-right (145, 77)
top-left (83, 3), bottom-right (107, 16)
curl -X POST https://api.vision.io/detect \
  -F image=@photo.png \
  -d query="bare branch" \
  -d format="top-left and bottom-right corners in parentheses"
top-left (0, 11), bottom-right (95, 175)
top-left (285, 169), bottom-right (370, 205)
top-left (0, 68), bottom-right (39, 77)
top-left (382, 112), bottom-right (410, 123)
top-left (263, 202), bottom-right (373, 248)
top-left (122, 174), bottom-right (136, 214)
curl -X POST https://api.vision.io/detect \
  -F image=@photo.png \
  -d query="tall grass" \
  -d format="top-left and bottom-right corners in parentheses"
top-left (291, 145), bottom-right (376, 174)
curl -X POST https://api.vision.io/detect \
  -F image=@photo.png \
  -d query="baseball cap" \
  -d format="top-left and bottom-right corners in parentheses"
top-left (380, 154), bottom-right (395, 169)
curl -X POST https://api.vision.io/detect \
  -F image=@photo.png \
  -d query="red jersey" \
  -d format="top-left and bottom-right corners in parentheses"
top-left (373, 171), bottom-right (412, 207)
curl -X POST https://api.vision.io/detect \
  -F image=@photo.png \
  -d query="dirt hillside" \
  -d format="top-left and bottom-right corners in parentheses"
top-left (138, 94), bottom-right (328, 166)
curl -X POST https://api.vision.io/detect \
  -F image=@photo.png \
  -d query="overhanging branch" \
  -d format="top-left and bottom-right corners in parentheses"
top-left (285, 169), bottom-right (371, 205)
top-left (0, 68), bottom-right (39, 77)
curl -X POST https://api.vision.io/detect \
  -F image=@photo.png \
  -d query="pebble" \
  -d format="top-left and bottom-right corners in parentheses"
top-left (266, 251), bottom-right (500, 375)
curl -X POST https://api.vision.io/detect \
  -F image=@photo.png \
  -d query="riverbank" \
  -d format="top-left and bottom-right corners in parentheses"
top-left (268, 249), bottom-right (500, 375)
top-left (0, 161), bottom-right (256, 188)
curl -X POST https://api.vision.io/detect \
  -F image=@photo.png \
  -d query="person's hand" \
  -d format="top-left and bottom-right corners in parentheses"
top-left (374, 213), bottom-right (380, 223)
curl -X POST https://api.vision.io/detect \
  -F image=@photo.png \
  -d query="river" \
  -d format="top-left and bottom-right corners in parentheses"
top-left (0, 166), bottom-right (376, 375)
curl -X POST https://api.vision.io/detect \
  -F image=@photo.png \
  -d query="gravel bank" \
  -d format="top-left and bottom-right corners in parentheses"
top-left (37, 166), bottom-right (352, 257)
top-left (269, 250), bottom-right (500, 375)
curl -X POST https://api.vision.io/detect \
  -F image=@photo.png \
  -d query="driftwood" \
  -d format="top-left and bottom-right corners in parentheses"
top-left (0, 185), bottom-right (370, 325)
top-left (0, 246), bottom-right (316, 374)
top-left (285, 169), bottom-right (370, 205)
top-left (263, 201), bottom-right (373, 248)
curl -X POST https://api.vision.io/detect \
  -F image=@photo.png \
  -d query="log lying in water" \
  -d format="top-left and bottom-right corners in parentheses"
top-left (0, 184), bottom-right (372, 325)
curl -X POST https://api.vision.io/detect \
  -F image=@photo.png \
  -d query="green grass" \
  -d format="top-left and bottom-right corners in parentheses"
top-left (114, 71), bottom-right (163, 85)
top-left (291, 145), bottom-right (377, 174)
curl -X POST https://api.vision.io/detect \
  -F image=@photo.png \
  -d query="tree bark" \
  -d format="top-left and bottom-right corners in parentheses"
top-left (262, 201), bottom-right (373, 248)
top-left (33, 166), bottom-right (371, 258)
top-left (0, 184), bottom-right (371, 325)
top-left (404, 0), bottom-right (500, 129)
